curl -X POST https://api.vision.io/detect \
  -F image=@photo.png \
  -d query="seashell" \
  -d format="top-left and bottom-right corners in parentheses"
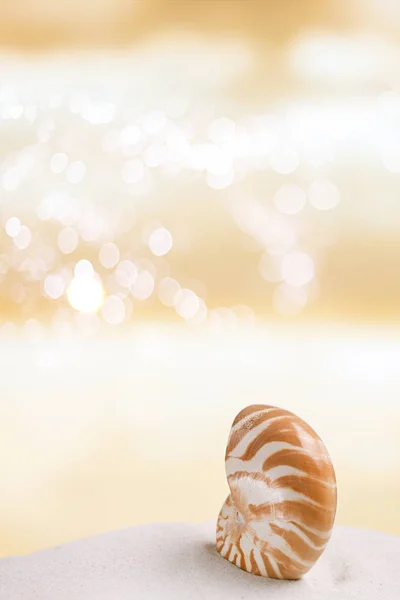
top-left (216, 404), bottom-right (337, 580)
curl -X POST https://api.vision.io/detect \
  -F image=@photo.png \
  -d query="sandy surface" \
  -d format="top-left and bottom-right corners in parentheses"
top-left (0, 522), bottom-right (399, 599)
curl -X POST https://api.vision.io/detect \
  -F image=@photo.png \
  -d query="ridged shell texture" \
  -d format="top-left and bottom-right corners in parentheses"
top-left (216, 404), bottom-right (337, 579)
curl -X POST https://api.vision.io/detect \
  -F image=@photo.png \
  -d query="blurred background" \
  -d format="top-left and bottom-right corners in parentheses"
top-left (1, 0), bottom-right (400, 557)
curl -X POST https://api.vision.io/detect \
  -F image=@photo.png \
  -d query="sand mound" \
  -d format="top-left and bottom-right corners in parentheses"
top-left (1, 522), bottom-right (399, 599)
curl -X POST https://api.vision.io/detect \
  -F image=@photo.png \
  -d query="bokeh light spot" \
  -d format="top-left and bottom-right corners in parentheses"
top-left (99, 243), bottom-right (120, 269)
top-left (131, 270), bottom-right (154, 300)
top-left (44, 274), bottom-right (66, 300)
top-left (174, 289), bottom-right (200, 319)
top-left (116, 260), bottom-right (138, 288)
top-left (58, 227), bottom-right (79, 254)
top-left (50, 153), bottom-right (68, 174)
top-left (5, 217), bottom-right (21, 238)
top-left (13, 225), bottom-right (31, 250)
top-left (308, 179), bottom-right (340, 211)
top-left (67, 276), bottom-right (104, 313)
top-left (281, 251), bottom-right (314, 287)
top-left (101, 295), bottom-right (126, 325)
top-left (148, 227), bottom-right (173, 256)
top-left (74, 259), bottom-right (94, 279)
top-left (157, 277), bottom-right (180, 307)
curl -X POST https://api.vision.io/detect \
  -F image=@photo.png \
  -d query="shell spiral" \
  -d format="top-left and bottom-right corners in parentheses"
top-left (216, 404), bottom-right (337, 580)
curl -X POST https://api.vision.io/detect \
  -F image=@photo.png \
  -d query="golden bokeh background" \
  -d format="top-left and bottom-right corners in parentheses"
top-left (1, 0), bottom-right (400, 557)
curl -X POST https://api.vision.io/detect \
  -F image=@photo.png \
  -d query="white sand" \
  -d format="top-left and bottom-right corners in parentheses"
top-left (0, 522), bottom-right (399, 599)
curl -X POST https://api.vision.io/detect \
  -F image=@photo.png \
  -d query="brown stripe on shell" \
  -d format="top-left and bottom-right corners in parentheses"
top-left (290, 521), bottom-right (331, 543)
top-left (237, 545), bottom-right (246, 570)
top-left (249, 549), bottom-right (261, 575)
top-left (226, 409), bottom-right (289, 457)
top-left (228, 545), bottom-right (236, 562)
top-left (223, 543), bottom-right (233, 559)
top-left (249, 499), bottom-right (335, 532)
top-left (239, 425), bottom-right (304, 461)
top-left (269, 523), bottom-right (324, 562)
top-left (261, 553), bottom-right (277, 578)
top-left (262, 448), bottom-right (333, 477)
top-left (276, 561), bottom-right (303, 580)
top-left (267, 547), bottom-right (307, 577)
top-left (273, 475), bottom-right (337, 506)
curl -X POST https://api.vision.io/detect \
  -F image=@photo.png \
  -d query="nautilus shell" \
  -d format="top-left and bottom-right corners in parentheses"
top-left (216, 404), bottom-right (337, 580)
